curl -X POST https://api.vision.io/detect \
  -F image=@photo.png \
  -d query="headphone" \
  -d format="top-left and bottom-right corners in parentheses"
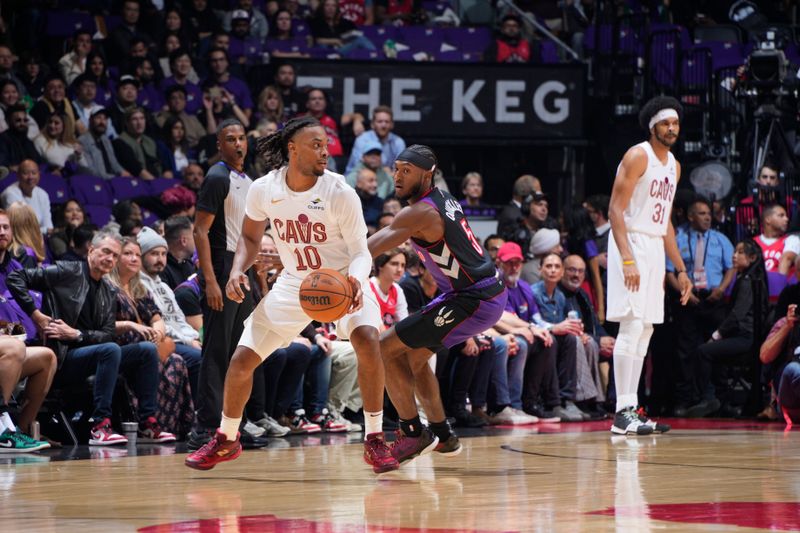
top-left (520, 193), bottom-right (534, 217)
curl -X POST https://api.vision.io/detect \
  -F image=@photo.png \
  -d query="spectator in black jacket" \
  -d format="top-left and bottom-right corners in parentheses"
top-left (688, 239), bottom-right (769, 417)
top-left (6, 230), bottom-right (173, 445)
top-left (162, 215), bottom-right (197, 290)
top-left (0, 105), bottom-right (43, 170)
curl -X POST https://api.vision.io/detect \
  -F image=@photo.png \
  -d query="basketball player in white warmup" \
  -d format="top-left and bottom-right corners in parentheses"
top-left (186, 117), bottom-right (399, 473)
top-left (607, 96), bottom-right (692, 435)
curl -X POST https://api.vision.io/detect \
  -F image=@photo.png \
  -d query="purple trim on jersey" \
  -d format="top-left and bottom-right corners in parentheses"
top-left (412, 241), bottom-right (455, 293)
top-left (438, 288), bottom-right (508, 349)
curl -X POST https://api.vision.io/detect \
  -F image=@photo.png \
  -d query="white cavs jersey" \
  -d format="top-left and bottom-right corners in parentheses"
top-left (245, 167), bottom-right (370, 282)
top-left (620, 141), bottom-right (677, 236)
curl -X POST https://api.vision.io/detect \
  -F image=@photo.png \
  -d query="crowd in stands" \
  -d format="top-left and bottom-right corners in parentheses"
top-left (2, 0), bottom-right (800, 452)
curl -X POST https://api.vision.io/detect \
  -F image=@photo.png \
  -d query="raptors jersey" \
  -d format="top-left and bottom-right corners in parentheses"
top-left (619, 141), bottom-right (677, 236)
top-left (245, 167), bottom-right (370, 282)
top-left (411, 188), bottom-right (498, 294)
top-left (755, 235), bottom-right (789, 272)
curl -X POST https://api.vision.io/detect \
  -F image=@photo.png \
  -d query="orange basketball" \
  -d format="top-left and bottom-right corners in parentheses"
top-left (299, 268), bottom-right (353, 322)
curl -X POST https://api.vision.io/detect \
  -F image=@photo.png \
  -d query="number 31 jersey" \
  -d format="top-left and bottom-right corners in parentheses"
top-left (245, 166), bottom-right (369, 282)
top-left (619, 141), bottom-right (677, 237)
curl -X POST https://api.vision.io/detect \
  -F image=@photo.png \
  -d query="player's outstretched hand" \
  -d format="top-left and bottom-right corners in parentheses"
top-left (623, 262), bottom-right (640, 292)
top-left (677, 271), bottom-right (693, 306)
top-left (347, 275), bottom-right (363, 313)
top-left (254, 252), bottom-right (283, 275)
top-left (226, 271), bottom-right (250, 303)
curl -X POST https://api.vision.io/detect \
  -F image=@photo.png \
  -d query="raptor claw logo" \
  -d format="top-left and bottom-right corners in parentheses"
top-left (434, 307), bottom-right (455, 327)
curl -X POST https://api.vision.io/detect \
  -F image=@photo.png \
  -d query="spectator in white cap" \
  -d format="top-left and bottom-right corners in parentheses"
top-left (223, 0), bottom-right (269, 43)
top-left (345, 139), bottom-right (394, 199)
top-left (522, 228), bottom-right (562, 284)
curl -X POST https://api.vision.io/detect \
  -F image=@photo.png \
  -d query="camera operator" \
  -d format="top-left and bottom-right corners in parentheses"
top-left (666, 197), bottom-right (736, 416)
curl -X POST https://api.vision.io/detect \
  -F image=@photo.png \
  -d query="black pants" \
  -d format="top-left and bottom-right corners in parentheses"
top-left (443, 342), bottom-right (494, 413)
top-left (673, 299), bottom-right (727, 406)
top-left (195, 251), bottom-right (254, 429)
top-left (245, 349), bottom-right (288, 420)
top-left (522, 336), bottom-right (560, 409)
top-left (695, 336), bottom-right (752, 402)
top-left (555, 334), bottom-right (578, 402)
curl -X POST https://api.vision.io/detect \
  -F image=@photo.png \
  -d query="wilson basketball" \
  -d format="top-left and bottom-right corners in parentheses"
top-left (299, 268), bottom-right (353, 322)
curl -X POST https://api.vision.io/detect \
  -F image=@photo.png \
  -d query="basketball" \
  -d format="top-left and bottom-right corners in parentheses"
top-left (299, 268), bottom-right (353, 322)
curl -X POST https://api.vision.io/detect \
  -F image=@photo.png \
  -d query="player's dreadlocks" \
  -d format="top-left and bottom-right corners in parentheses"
top-left (255, 116), bottom-right (321, 171)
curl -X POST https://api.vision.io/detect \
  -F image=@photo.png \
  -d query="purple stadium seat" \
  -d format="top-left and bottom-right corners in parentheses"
top-left (347, 49), bottom-right (385, 61)
top-left (103, 15), bottom-right (122, 33)
top-left (648, 26), bottom-right (690, 90)
top-left (84, 205), bottom-right (112, 227)
top-left (69, 175), bottom-right (114, 206)
top-left (46, 11), bottom-right (94, 37)
top-left (147, 177), bottom-right (180, 196)
top-left (361, 25), bottom-right (398, 47)
top-left (294, 21), bottom-right (310, 38)
top-left (541, 41), bottom-right (560, 64)
top-left (443, 27), bottom-right (492, 53)
top-left (422, 1), bottom-right (448, 15)
top-left (141, 208), bottom-right (160, 227)
top-left (681, 47), bottom-right (712, 90)
top-left (265, 39), bottom-right (309, 54)
top-left (38, 173), bottom-right (69, 204)
top-left (701, 42), bottom-right (745, 70)
top-left (111, 176), bottom-right (149, 200)
top-left (0, 172), bottom-right (16, 193)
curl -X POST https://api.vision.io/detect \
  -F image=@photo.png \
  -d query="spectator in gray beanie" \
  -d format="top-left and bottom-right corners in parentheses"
top-left (522, 228), bottom-right (563, 284)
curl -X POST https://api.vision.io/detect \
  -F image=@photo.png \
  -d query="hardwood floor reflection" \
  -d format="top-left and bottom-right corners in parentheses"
top-left (3, 426), bottom-right (800, 532)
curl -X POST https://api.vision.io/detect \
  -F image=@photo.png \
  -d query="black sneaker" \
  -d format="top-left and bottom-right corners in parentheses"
top-left (391, 426), bottom-right (439, 465)
top-left (611, 407), bottom-right (654, 435)
top-left (434, 432), bottom-right (462, 456)
top-left (451, 408), bottom-right (488, 428)
top-left (187, 427), bottom-right (214, 451)
top-left (239, 427), bottom-right (269, 449)
top-left (636, 407), bottom-right (670, 434)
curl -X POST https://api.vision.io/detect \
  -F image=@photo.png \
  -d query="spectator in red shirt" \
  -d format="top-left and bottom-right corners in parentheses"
top-left (485, 15), bottom-right (532, 63)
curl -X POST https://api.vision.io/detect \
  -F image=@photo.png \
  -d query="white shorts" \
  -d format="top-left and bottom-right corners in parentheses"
top-left (607, 230), bottom-right (665, 324)
top-left (237, 275), bottom-right (382, 361)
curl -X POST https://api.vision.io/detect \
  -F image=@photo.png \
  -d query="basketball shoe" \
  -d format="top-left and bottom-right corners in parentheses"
top-left (363, 432), bottom-right (399, 473)
top-left (138, 417), bottom-right (177, 443)
top-left (88, 418), bottom-right (128, 446)
top-left (434, 432), bottom-right (462, 456)
top-left (611, 407), bottom-right (654, 435)
top-left (0, 429), bottom-right (50, 452)
top-left (636, 407), bottom-right (670, 434)
top-left (310, 408), bottom-right (348, 433)
top-left (184, 430), bottom-right (242, 470)
top-left (391, 427), bottom-right (439, 465)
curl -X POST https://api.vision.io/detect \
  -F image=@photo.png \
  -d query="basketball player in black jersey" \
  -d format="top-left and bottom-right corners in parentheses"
top-left (368, 145), bottom-right (508, 465)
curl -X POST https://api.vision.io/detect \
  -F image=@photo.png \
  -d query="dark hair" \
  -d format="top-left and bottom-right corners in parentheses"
top-left (86, 51), bottom-right (109, 83)
top-left (255, 116), bottom-right (321, 170)
top-left (168, 47), bottom-right (191, 67)
top-left (120, 218), bottom-right (144, 237)
top-left (585, 194), bottom-right (610, 220)
top-left (483, 234), bottom-right (503, 248)
top-left (271, 9), bottom-right (294, 37)
top-left (372, 105), bottom-right (393, 119)
top-left (70, 223), bottom-right (98, 250)
top-left (759, 160), bottom-right (780, 175)
top-left (57, 198), bottom-right (85, 228)
top-left (561, 204), bottom-right (595, 261)
top-left (402, 144), bottom-right (438, 170)
top-left (689, 196), bottom-right (712, 215)
top-left (216, 118), bottom-right (244, 137)
top-left (162, 115), bottom-right (188, 150)
top-left (165, 84), bottom-right (187, 99)
top-left (541, 251), bottom-right (562, 265)
top-left (734, 238), bottom-right (768, 324)
top-left (761, 203), bottom-right (785, 220)
top-left (374, 247), bottom-right (406, 272)
top-left (206, 46), bottom-right (229, 66)
top-left (112, 200), bottom-right (141, 226)
top-left (164, 214), bottom-right (193, 243)
top-left (6, 103), bottom-right (27, 116)
top-left (638, 95), bottom-right (683, 132)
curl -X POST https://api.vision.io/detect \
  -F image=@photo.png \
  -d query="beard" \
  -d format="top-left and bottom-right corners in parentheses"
top-left (505, 273), bottom-right (520, 286)
top-left (655, 130), bottom-right (677, 148)
top-left (397, 180), bottom-right (422, 201)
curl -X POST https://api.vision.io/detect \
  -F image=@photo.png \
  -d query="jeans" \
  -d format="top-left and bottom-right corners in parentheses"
top-left (246, 348), bottom-right (288, 420)
top-left (339, 36), bottom-right (377, 56)
top-left (301, 345), bottom-right (333, 414)
top-left (505, 335), bottom-right (530, 409)
top-left (174, 343), bottom-right (202, 403)
top-left (778, 361), bottom-right (800, 420)
top-left (56, 341), bottom-right (159, 420)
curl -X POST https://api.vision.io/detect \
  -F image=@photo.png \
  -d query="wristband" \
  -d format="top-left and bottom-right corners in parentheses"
top-left (675, 269), bottom-right (687, 275)
top-left (622, 260), bottom-right (635, 265)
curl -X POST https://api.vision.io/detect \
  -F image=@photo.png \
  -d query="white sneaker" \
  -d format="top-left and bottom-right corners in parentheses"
top-left (611, 407), bottom-right (654, 435)
top-left (329, 408), bottom-right (362, 433)
top-left (244, 421), bottom-right (266, 438)
top-left (510, 407), bottom-right (539, 425)
top-left (254, 415), bottom-right (291, 437)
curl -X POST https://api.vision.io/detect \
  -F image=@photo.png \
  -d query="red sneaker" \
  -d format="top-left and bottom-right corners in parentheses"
top-left (138, 416), bottom-right (177, 443)
top-left (184, 430), bottom-right (242, 471)
top-left (88, 418), bottom-right (128, 446)
top-left (363, 432), bottom-right (399, 473)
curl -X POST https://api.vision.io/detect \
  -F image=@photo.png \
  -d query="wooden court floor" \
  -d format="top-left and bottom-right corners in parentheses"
top-left (3, 420), bottom-right (800, 532)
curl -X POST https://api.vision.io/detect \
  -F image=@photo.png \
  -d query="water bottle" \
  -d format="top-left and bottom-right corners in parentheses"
top-left (30, 421), bottom-right (40, 441)
top-left (122, 422), bottom-right (138, 445)
top-left (567, 310), bottom-right (580, 320)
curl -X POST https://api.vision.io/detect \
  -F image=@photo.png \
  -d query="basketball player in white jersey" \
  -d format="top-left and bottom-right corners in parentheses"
top-left (185, 117), bottom-right (399, 473)
top-left (607, 96), bottom-right (692, 435)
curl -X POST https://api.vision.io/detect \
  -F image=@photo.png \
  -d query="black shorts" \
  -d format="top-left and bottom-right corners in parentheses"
top-left (395, 279), bottom-right (507, 351)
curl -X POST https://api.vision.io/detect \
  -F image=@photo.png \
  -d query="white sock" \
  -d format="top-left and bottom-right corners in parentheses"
top-left (1, 412), bottom-right (16, 433)
top-left (364, 410), bottom-right (383, 438)
top-left (220, 413), bottom-right (241, 441)
top-left (614, 353), bottom-right (638, 412)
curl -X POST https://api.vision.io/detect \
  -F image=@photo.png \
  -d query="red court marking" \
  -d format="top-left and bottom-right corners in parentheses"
top-left (588, 502), bottom-right (800, 530)
top-left (139, 515), bottom-right (515, 533)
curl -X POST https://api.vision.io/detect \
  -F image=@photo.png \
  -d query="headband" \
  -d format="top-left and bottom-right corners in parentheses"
top-left (396, 149), bottom-right (436, 172)
top-left (648, 108), bottom-right (679, 130)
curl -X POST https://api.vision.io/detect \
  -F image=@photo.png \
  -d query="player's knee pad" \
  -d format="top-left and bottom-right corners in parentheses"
top-left (614, 318), bottom-right (645, 357)
top-left (636, 323), bottom-right (654, 358)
